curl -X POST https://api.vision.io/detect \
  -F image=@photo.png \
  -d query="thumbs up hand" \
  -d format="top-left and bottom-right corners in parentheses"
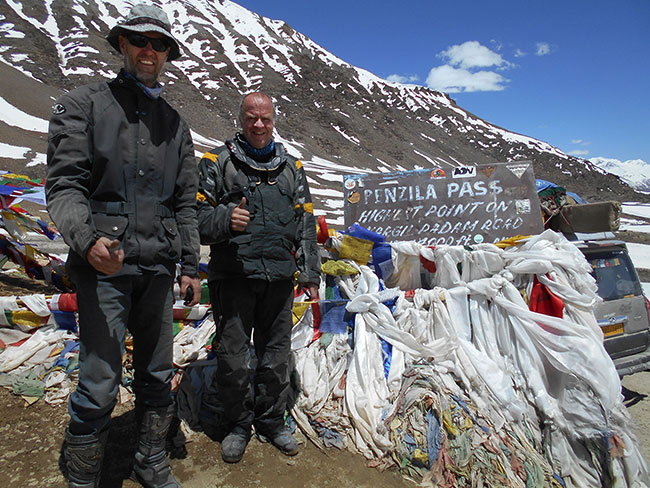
top-left (230, 197), bottom-right (250, 232)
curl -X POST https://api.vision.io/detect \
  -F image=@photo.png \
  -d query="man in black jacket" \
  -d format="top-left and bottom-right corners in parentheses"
top-left (46, 4), bottom-right (200, 487)
top-left (197, 92), bottom-right (320, 463)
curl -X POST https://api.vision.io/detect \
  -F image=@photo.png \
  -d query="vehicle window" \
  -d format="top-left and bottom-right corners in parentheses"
top-left (586, 250), bottom-right (642, 301)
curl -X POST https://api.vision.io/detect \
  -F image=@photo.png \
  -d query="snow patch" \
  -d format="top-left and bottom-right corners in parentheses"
top-left (0, 96), bottom-right (49, 133)
top-left (627, 243), bottom-right (650, 269)
top-left (0, 141), bottom-right (30, 159)
top-left (332, 125), bottom-right (360, 145)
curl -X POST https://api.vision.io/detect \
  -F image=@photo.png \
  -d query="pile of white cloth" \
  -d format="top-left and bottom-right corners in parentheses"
top-left (291, 230), bottom-right (648, 487)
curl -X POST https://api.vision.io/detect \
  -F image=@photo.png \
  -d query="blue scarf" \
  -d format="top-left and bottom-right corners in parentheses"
top-left (237, 134), bottom-right (275, 158)
top-left (123, 71), bottom-right (163, 99)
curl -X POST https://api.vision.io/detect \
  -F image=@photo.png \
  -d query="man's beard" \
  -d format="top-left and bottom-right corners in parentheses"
top-left (124, 55), bottom-right (163, 87)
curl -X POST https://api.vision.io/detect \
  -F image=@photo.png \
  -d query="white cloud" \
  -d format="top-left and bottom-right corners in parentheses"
top-left (425, 41), bottom-right (516, 93)
top-left (514, 48), bottom-right (526, 58)
top-left (440, 41), bottom-right (507, 69)
top-left (536, 42), bottom-right (551, 56)
top-left (386, 73), bottom-right (419, 84)
top-left (426, 65), bottom-right (508, 93)
top-left (569, 149), bottom-right (589, 156)
top-left (571, 139), bottom-right (591, 146)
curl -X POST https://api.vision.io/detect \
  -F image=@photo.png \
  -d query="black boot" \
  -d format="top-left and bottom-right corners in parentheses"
top-left (132, 405), bottom-right (181, 488)
top-left (59, 428), bottom-right (107, 488)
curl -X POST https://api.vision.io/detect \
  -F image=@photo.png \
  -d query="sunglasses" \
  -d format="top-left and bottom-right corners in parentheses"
top-left (126, 32), bottom-right (170, 53)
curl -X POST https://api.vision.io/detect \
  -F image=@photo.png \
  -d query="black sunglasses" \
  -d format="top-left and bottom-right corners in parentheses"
top-left (125, 32), bottom-right (170, 53)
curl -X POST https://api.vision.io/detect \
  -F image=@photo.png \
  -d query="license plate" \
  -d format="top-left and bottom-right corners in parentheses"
top-left (601, 322), bottom-right (624, 337)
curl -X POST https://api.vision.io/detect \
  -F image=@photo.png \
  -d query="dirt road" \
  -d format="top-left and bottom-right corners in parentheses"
top-left (622, 371), bottom-right (650, 465)
top-left (1, 370), bottom-right (649, 488)
top-left (0, 386), bottom-right (414, 488)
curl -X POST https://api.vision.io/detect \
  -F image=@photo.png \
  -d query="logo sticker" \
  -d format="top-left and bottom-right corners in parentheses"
top-left (473, 234), bottom-right (484, 244)
top-left (480, 166), bottom-right (496, 178)
top-left (430, 168), bottom-right (446, 178)
top-left (452, 166), bottom-right (477, 178)
top-left (51, 103), bottom-right (66, 115)
top-left (347, 191), bottom-right (361, 204)
top-left (507, 163), bottom-right (530, 179)
top-left (344, 178), bottom-right (356, 190)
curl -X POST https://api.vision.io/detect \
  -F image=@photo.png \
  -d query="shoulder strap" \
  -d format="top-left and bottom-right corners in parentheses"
top-left (211, 146), bottom-right (255, 206)
top-left (215, 146), bottom-right (239, 191)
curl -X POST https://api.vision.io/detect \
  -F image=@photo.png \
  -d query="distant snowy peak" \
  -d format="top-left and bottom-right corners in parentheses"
top-left (590, 157), bottom-right (650, 193)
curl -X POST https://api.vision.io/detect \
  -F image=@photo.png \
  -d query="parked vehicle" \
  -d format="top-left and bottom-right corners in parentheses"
top-left (575, 239), bottom-right (650, 377)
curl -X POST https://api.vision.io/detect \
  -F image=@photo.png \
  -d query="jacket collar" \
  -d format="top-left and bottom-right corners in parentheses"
top-left (115, 69), bottom-right (163, 99)
top-left (226, 137), bottom-right (287, 172)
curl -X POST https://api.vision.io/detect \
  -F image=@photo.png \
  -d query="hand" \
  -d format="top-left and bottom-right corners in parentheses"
top-left (86, 237), bottom-right (124, 275)
top-left (180, 275), bottom-right (202, 307)
top-left (230, 197), bottom-right (250, 232)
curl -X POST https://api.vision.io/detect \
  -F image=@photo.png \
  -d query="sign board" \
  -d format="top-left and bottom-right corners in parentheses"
top-left (342, 162), bottom-right (543, 246)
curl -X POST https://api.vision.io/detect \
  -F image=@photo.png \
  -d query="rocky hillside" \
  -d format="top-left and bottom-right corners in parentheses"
top-left (0, 0), bottom-right (646, 225)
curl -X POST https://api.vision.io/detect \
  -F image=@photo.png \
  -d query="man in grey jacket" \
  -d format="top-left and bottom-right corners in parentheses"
top-left (46, 4), bottom-right (200, 487)
top-left (197, 92), bottom-right (320, 463)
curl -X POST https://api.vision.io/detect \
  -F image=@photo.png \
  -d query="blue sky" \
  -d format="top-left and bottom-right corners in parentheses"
top-left (235, 0), bottom-right (649, 164)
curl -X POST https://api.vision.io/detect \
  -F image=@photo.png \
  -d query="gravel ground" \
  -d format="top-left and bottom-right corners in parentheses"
top-left (622, 371), bottom-right (650, 466)
top-left (1, 366), bottom-right (648, 487)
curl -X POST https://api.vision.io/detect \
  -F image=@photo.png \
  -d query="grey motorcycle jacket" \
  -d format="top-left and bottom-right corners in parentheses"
top-left (46, 70), bottom-right (200, 277)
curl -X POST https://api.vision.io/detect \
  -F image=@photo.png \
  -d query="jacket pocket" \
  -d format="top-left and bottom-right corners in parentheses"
top-left (278, 207), bottom-right (296, 225)
top-left (162, 217), bottom-right (178, 236)
top-left (277, 207), bottom-right (298, 242)
top-left (230, 233), bottom-right (252, 257)
top-left (161, 217), bottom-right (182, 260)
top-left (94, 214), bottom-right (128, 239)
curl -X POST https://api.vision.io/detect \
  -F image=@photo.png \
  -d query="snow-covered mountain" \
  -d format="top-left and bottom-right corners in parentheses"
top-left (590, 157), bottom-right (650, 194)
top-left (0, 0), bottom-right (646, 225)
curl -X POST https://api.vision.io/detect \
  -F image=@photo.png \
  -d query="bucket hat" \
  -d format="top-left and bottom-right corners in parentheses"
top-left (106, 3), bottom-right (181, 61)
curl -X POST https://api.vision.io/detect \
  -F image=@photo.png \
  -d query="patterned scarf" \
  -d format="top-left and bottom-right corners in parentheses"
top-left (237, 133), bottom-right (275, 158)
